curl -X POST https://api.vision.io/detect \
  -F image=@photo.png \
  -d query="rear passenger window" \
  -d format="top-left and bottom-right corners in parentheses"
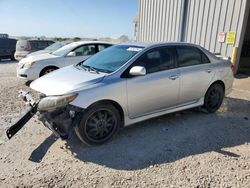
top-left (37, 41), bottom-right (49, 49)
top-left (73, 45), bottom-right (96, 56)
top-left (98, 44), bottom-right (111, 52)
top-left (135, 47), bottom-right (175, 74)
top-left (30, 41), bottom-right (37, 49)
top-left (201, 52), bottom-right (210, 64)
top-left (47, 41), bottom-right (54, 46)
top-left (176, 47), bottom-right (210, 67)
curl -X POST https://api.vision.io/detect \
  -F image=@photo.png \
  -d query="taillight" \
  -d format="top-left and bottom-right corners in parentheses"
top-left (231, 64), bottom-right (236, 73)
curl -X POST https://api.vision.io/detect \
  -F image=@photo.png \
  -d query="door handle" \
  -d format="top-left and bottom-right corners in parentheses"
top-left (169, 75), bottom-right (179, 80)
top-left (206, 69), bottom-right (212, 73)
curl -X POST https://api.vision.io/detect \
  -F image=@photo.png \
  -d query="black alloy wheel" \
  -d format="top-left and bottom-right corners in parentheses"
top-left (42, 68), bottom-right (56, 75)
top-left (75, 104), bottom-right (121, 145)
top-left (203, 83), bottom-right (224, 113)
top-left (40, 67), bottom-right (58, 77)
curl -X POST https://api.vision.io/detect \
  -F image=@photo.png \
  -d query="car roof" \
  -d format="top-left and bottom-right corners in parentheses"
top-left (72, 41), bottom-right (113, 45)
top-left (119, 41), bottom-right (203, 48)
top-left (17, 39), bottom-right (54, 43)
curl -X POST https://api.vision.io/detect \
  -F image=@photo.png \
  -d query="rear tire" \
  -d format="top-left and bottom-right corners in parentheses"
top-left (203, 83), bottom-right (224, 113)
top-left (10, 52), bottom-right (16, 61)
top-left (75, 103), bottom-right (121, 145)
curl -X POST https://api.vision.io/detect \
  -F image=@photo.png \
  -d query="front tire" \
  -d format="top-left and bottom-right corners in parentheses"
top-left (40, 66), bottom-right (58, 77)
top-left (75, 104), bottom-right (121, 145)
top-left (203, 83), bottom-right (224, 113)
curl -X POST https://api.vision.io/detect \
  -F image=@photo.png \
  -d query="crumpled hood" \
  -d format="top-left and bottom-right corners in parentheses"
top-left (30, 65), bottom-right (105, 96)
top-left (19, 53), bottom-right (57, 64)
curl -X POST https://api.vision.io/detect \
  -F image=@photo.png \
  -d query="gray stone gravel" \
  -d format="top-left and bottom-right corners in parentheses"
top-left (0, 60), bottom-right (250, 188)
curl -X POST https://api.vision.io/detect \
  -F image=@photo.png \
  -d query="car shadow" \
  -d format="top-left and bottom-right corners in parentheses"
top-left (29, 134), bottom-right (58, 163)
top-left (235, 73), bottom-right (250, 79)
top-left (30, 97), bottom-right (250, 170)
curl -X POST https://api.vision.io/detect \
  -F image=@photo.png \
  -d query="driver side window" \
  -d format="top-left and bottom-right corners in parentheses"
top-left (135, 47), bottom-right (175, 74)
top-left (73, 45), bottom-right (96, 56)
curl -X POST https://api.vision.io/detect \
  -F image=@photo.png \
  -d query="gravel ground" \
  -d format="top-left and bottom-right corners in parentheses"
top-left (0, 60), bottom-right (250, 188)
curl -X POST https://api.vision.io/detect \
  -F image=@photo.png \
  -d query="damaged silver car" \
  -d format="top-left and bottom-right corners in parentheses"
top-left (7, 43), bottom-right (234, 145)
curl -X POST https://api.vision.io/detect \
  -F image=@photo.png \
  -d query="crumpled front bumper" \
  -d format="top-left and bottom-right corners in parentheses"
top-left (6, 90), bottom-right (83, 140)
top-left (38, 105), bottom-right (83, 139)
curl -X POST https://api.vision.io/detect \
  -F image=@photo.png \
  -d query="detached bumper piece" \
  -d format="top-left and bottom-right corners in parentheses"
top-left (6, 90), bottom-right (38, 139)
top-left (6, 107), bottom-right (37, 139)
top-left (38, 105), bottom-right (83, 140)
top-left (6, 90), bottom-right (83, 140)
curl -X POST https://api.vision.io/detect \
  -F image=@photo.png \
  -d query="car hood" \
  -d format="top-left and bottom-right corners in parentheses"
top-left (19, 53), bottom-right (58, 64)
top-left (30, 65), bottom-right (106, 96)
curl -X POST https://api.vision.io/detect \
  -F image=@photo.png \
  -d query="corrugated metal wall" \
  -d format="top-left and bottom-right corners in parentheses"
top-left (184, 0), bottom-right (247, 57)
top-left (137, 0), bottom-right (248, 57)
top-left (137, 0), bottom-right (182, 42)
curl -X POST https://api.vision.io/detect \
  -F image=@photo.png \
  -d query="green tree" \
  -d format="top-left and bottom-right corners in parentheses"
top-left (73, 37), bottom-right (81, 42)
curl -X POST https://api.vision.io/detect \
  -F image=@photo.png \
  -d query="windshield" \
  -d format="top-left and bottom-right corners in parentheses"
top-left (52, 43), bottom-right (79, 57)
top-left (81, 45), bottom-right (144, 73)
top-left (45, 42), bottom-right (65, 51)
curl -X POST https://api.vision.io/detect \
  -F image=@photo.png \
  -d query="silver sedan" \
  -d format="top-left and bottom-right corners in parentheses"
top-left (7, 42), bottom-right (234, 145)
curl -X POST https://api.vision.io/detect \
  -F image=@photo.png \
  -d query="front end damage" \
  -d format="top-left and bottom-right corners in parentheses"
top-left (38, 105), bottom-right (82, 139)
top-left (6, 90), bottom-right (83, 140)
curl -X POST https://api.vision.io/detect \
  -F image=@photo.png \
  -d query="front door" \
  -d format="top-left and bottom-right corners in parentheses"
top-left (62, 44), bottom-right (97, 67)
top-left (126, 46), bottom-right (180, 118)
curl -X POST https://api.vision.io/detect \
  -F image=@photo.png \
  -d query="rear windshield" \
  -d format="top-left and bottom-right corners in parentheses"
top-left (45, 42), bottom-right (65, 51)
top-left (52, 43), bottom-right (80, 57)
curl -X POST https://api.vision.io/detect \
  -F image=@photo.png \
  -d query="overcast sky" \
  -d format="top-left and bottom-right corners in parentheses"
top-left (0, 0), bottom-right (138, 38)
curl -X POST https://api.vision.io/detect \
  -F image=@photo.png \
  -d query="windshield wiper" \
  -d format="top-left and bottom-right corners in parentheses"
top-left (82, 65), bottom-right (100, 74)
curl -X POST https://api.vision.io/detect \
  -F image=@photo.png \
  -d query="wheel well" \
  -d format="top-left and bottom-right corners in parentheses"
top-left (210, 80), bottom-right (225, 91)
top-left (87, 100), bottom-right (125, 127)
top-left (207, 80), bottom-right (225, 96)
top-left (40, 66), bottom-right (59, 77)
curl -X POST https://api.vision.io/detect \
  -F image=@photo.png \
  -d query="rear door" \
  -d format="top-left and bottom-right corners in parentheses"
top-left (176, 46), bottom-right (215, 105)
top-left (126, 46), bottom-right (180, 118)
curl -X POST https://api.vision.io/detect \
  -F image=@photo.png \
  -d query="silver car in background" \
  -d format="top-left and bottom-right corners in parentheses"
top-left (27, 42), bottom-right (70, 57)
top-left (7, 42), bottom-right (234, 146)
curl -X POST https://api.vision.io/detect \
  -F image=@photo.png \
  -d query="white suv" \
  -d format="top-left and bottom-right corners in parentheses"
top-left (17, 41), bottom-right (112, 81)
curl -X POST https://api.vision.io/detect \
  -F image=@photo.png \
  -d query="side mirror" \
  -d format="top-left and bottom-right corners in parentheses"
top-left (129, 66), bottom-right (146, 76)
top-left (67, 51), bottom-right (76, 57)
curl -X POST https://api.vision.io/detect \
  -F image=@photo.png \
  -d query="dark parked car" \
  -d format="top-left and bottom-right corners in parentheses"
top-left (15, 39), bottom-right (54, 61)
top-left (0, 38), bottom-right (17, 61)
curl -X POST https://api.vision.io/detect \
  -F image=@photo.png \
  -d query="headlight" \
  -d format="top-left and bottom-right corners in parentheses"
top-left (38, 93), bottom-right (78, 112)
top-left (23, 61), bottom-right (36, 68)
